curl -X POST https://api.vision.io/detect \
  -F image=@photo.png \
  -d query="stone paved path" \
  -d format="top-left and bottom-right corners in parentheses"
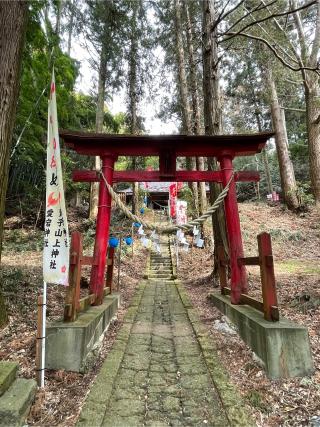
top-left (78, 240), bottom-right (252, 427)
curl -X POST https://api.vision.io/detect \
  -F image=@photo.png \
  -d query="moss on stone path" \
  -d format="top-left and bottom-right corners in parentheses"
top-left (77, 243), bottom-right (253, 427)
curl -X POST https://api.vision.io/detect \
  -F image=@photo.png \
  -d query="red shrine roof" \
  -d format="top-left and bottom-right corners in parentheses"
top-left (60, 130), bottom-right (274, 157)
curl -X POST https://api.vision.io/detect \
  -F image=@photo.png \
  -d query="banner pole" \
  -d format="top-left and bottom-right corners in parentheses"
top-left (176, 237), bottom-right (179, 268)
top-left (131, 224), bottom-right (134, 257)
top-left (40, 281), bottom-right (47, 388)
top-left (117, 236), bottom-right (122, 291)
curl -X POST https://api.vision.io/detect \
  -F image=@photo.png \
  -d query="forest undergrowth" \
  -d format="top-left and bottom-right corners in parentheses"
top-left (0, 203), bottom-right (320, 425)
top-left (0, 207), bottom-right (148, 426)
top-left (179, 202), bottom-right (320, 427)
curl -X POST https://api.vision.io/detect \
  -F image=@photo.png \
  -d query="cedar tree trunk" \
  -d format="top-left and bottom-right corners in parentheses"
top-left (0, 1), bottom-right (28, 326)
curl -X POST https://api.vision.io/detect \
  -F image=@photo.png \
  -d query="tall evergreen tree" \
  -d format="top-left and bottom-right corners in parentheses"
top-left (0, 1), bottom-right (28, 326)
top-left (202, 0), bottom-right (229, 277)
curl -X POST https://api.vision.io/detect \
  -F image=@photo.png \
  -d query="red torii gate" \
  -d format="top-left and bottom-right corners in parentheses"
top-left (60, 130), bottom-right (274, 308)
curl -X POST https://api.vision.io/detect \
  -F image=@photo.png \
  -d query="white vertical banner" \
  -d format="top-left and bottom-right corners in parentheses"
top-left (43, 70), bottom-right (69, 286)
top-left (176, 200), bottom-right (188, 225)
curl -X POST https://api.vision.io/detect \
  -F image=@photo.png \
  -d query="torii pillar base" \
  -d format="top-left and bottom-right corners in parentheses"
top-left (210, 292), bottom-right (314, 378)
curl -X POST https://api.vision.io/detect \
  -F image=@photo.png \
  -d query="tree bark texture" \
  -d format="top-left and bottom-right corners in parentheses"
top-left (190, 158), bottom-right (199, 217)
top-left (305, 73), bottom-right (320, 204)
top-left (261, 148), bottom-right (273, 194)
top-left (196, 157), bottom-right (207, 213)
top-left (67, 0), bottom-right (75, 56)
top-left (202, 0), bottom-right (229, 276)
top-left (174, 0), bottom-right (199, 213)
top-left (291, 0), bottom-right (320, 203)
top-left (174, 0), bottom-right (192, 133)
top-left (255, 111), bottom-right (273, 194)
top-left (89, 19), bottom-right (108, 220)
top-left (55, 0), bottom-right (63, 37)
top-left (183, 0), bottom-right (201, 135)
top-left (266, 67), bottom-right (299, 210)
top-left (184, 0), bottom-right (207, 214)
top-left (128, 2), bottom-right (140, 215)
top-left (0, 1), bottom-right (28, 326)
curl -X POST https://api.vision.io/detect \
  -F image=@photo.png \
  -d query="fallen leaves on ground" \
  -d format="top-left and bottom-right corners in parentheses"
top-left (178, 203), bottom-right (320, 427)
top-left (0, 216), bottom-right (148, 426)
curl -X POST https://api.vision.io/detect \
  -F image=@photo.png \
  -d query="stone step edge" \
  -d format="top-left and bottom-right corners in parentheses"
top-left (174, 280), bottom-right (255, 427)
top-left (0, 378), bottom-right (37, 427)
top-left (0, 362), bottom-right (19, 397)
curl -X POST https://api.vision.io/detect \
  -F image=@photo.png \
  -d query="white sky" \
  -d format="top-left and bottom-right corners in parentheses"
top-left (70, 34), bottom-right (178, 135)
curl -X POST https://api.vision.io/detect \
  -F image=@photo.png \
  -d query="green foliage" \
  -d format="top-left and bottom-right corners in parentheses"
top-left (5, 0), bottom-right (317, 219)
top-left (245, 390), bottom-right (269, 413)
top-left (177, 186), bottom-right (196, 217)
top-left (296, 182), bottom-right (314, 207)
top-left (290, 143), bottom-right (310, 183)
top-left (6, 1), bottom-right (128, 217)
top-left (269, 228), bottom-right (306, 242)
top-left (3, 229), bottom-right (43, 253)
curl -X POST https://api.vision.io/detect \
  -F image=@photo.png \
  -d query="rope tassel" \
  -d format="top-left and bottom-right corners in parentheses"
top-left (100, 171), bottom-right (234, 234)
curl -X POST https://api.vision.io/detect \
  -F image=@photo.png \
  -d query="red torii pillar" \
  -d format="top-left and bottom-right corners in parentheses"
top-left (90, 155), bottom-right (116, 304)
top-left (219, 154), bottom-right (247, 304)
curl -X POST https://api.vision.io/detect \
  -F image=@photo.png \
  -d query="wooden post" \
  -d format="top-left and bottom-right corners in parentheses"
top-left (90, 156), bottom-right (116, 305)
top-left (106, 247), bottom-right (115, 293)
top-left (35, 295), bottom-right (43, 386)
top-left (64, 232), bottom-right (82, 322)
top-left (219, 155), bottom-right (247, 304)
top-left (258, 232), bottom-right (278, 321)
top-left (217, 245), bottom-right (228, 292)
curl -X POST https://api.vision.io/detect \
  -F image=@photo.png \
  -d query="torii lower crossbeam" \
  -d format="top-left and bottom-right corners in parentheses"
top-left (60, 130), bottom-right (274, 306)
top-left (72, 170), bottom-right (260, 183)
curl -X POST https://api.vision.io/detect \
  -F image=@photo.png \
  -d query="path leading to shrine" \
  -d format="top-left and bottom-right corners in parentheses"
top-left (77, 239), bottom-right (252, 427)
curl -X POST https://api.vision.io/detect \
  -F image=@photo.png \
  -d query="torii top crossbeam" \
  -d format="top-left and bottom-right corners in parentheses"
top-left (60, 130), bottom-right (274, 182)
top-left (60, 130), bottom-right (273, 157)
top-left (60, 129), bottom-right (274, 307)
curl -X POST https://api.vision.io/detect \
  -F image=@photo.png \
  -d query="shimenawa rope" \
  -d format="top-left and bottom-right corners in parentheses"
top-left (100, 171), bottom-right (234, 234)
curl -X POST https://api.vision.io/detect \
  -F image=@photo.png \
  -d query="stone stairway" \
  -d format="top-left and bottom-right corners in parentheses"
top-left (0, 361), bottom-right (36, 427)
top-left (147, 241), bottom-right (174, 280)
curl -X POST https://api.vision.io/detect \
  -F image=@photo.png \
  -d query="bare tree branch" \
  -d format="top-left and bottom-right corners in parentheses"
top-left (221, 0), bottom-right (316, 43)
top-left (242, 9), bottom-right (302, 66)
top-left (222, 31), bottom-right (320, 73)
top-left (258, 0), bottom-right (309, 83)
top-left (309, 0), bottom-right (320, 66)
top-left (212, 0), bottom-right (246, 31)
top-left (260, 0), bottom-right (300, 62)
top-left (284, 78), bottom-right (304, 85)
top-left (290, 0), bottom-right (309, 62)
top-left (280, 106), bottom-right (306, 112)
top-left (222, 0), bottom-right (277, 36)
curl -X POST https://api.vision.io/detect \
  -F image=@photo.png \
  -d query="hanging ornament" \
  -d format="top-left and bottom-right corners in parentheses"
top-left (138, 225), bottom-right (145, 235)
top-left (141, 237), bottom-right (150, 248)
top-left (196, 238), bottom-right (204, 248)
top-left (183, 242), bottom-right (189, 252)
top-left (109, 237), bottom-right (119, 248)
top-left (125, 236), bottom-right (133, 246)
top-left (193, 226), bottom-right (199, 236)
